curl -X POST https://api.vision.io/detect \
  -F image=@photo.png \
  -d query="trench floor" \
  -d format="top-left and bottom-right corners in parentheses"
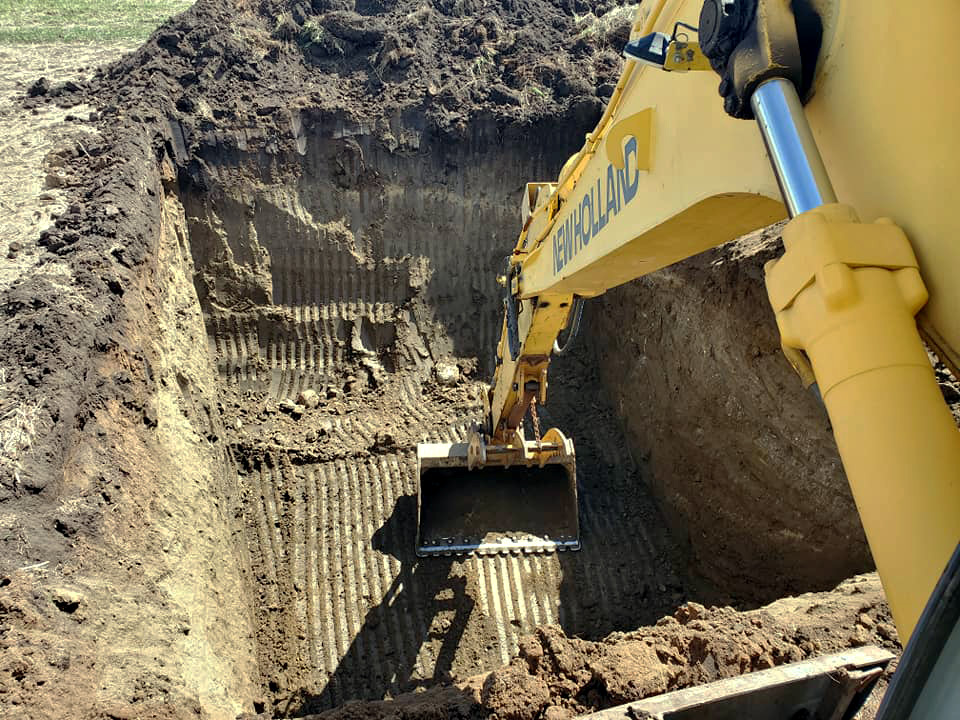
top-left (209, 298), bottom-right (686, 716)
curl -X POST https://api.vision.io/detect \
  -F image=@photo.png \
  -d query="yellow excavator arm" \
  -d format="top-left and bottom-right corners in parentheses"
top-left (419, 0), bottom-right (960, 653)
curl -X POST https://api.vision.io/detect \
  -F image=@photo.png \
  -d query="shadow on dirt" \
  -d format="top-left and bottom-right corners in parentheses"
top-left (541, 335), bottom-right (692, 638)
top-left (285, 494), bottom-right (475, 716)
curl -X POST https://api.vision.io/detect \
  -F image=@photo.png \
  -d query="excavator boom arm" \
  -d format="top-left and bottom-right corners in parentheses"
top-left (484, 0), bottom-right (960, 646)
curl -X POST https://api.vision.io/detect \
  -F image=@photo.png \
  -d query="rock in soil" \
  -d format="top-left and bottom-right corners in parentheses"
top-left (435, 361), bottom-right (460, 386)
top-left (298, 388), bottom-right (321, 409)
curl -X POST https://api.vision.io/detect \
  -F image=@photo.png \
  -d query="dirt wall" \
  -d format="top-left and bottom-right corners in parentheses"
top-left (0, 122), bottom-right (259, 717)
top-left (588, 229), bottom-right (875, 603)
top-left (178, 99), bottom-right (692, 716)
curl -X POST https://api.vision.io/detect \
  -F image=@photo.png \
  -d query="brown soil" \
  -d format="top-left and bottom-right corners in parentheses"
top-left (589, 228), bottom-right (873, 603)
top-left (268, 574), bottom-right (899, 720)
top-left (0, 1), bottom-right (931, 719)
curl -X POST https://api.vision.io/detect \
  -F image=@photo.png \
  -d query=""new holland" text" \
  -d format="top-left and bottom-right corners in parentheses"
top-left (552, 135), bottom-right (640, 275)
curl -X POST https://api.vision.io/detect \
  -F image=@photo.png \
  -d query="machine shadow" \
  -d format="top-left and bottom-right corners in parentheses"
top-left (287, 493), bottom-right (476, 716)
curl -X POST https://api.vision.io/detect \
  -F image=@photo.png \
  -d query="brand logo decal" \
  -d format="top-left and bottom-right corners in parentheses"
top-left (552, 136), bottom-right (640, 275)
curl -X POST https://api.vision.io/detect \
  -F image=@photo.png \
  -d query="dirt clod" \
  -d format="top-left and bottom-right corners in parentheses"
top-left (298, 389), bottom-right (321, 409)
top-left (435, 362), bottom-right (460, 386)
top-left (27, 77), bottom-right (50, 97)
top-left (50, 587), bottom-right (84, 613)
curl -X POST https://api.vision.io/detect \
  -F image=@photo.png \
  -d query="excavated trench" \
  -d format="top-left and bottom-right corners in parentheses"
top-left (0, 5), bottom-right (891, 718)
top-left (174, 108), bottom-right (686, 715)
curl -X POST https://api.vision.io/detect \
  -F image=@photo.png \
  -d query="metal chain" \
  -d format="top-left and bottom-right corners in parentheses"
top-left (529, 396), bottom-right (542, 448)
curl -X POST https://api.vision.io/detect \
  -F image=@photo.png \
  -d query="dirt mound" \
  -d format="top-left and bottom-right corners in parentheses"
top-left (272, 574), bottom-right (897, 720)
top-left (487, 574), bottom-right (896, 718)
top-left (46, 0), bottom-right (633, 148)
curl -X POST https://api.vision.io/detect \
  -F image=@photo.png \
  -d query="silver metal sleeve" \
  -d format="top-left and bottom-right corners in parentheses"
top-left (751, 77), bottom-right (837, 217)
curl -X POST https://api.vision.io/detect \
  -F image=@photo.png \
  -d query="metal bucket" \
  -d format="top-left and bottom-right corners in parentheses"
top-left (415, 441), bottom-right (579, 556)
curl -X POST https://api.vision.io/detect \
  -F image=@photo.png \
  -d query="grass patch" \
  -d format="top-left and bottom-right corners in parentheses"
top-left (0, 0), bottom-right (194, 44)
top-left (299, 18), bottom-right (345, 57)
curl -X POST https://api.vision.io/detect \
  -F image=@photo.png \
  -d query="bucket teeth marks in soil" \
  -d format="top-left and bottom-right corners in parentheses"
top-left (347, 459), bottom-right (389, 692)
top-left (371, 456), bottom-right (412, 691)
top-left (476, 556), bottom-right (512, 667)
top-left (211, 300), bottom-right (443, 404)
top-left (302, 466), bottom-right (323, 689)
top-left (199, 243), bottom-right (683, 717)
top-left (505, 555), bottom-right (529, 629)
top-left (496, 554), bottom-right (523, 657)
top-left (289, 459), bottom-right (310, 684)
top-left (358, 461), bottom-right (401, 695)
top-left (227, 356), bottom-right (681, 714)
top-left (313, 464), bottom-right (342, 707)
top-left (245, 458), bottom-right (280, 602)
top-left (322, 460), bottom-right (354, 704)
top-left (236, 454), bottom-right (460, 708)
top-left (169, 71), bottom-right (689, 714)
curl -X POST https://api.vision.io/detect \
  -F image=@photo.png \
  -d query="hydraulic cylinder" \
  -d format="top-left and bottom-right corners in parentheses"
top-left (755, 79), bottom-right (960, 642)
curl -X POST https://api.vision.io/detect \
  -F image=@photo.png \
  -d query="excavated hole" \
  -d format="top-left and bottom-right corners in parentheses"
top-left (174, 109), bottom-right (688, 716)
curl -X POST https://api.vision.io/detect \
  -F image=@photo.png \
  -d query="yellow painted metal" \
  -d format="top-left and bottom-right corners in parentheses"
top-left (521, 183), bottom-right (554, 229)
top-left (662, 39), bottom-right (712, 72)
top-left (520, 25), bottom-right (786, 296)
top-left (516, 0), bottom-right (960, 368)
top-left (803, 1), bottom-right (960, 371)
top-left (489, 294), bottom-right (573, 440)
top-left (520, 183), bottom-right (559, 253)
top-left (523, 193), bottom-right (784, 297)
top-left (604, 109), bottom-right (654, 171)
top-left (477, 0), bottom-right (960, 627)
top-left (539, 0), bottom-right (666, 213)
top-left (766, 205), bottom-right (960, 642)
top-left (489, 0), bottom-right (787, 440)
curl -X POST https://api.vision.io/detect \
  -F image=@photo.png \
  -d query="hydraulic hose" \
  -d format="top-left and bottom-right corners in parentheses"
top-left (553, 297), bottom-right (585, 355)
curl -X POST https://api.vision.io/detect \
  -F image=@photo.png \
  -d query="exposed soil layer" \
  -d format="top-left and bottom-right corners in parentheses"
top-left (179, 70), bottom-right (686, 717)
top-left (262, 574), bottom-right (899, 720)
top-left (589, 229), bottom-right (874, 603)
top-left (0, 0), bottom-right (933, 718)
top-left (589, 230), bottom-right (960, 603)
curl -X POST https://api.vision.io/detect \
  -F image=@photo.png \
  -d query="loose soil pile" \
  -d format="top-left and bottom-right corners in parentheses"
top-left (0, 0), bottom-right (920, 718)
top-left (268, 574), bottom-right (898, 720)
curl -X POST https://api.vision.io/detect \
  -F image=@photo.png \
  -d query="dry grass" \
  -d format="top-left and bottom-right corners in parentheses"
top-left (299, 18), bottom-right (345, 57)
top-left (575, 4), bottom-right (638, 48)
top-left (0, 369), bottom-right (43, 483)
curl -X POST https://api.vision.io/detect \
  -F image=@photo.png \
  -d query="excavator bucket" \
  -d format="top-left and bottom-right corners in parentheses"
top-left (415, 441), bottom-right (579, 556)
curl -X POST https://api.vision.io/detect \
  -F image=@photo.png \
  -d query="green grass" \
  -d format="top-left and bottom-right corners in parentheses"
top-left (0, 0), bottom-right (195, 44)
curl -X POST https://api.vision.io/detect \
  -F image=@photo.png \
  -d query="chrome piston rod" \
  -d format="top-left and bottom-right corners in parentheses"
top-left (751, 77), bottom-right (837, 216)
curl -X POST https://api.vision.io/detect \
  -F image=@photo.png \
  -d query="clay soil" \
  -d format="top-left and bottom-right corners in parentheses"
top-left (3, 0), bottom-right (945, 718)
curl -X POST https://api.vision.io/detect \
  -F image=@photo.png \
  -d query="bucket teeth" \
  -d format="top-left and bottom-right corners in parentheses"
top-left (416, 536), bottom-right (580, 558)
